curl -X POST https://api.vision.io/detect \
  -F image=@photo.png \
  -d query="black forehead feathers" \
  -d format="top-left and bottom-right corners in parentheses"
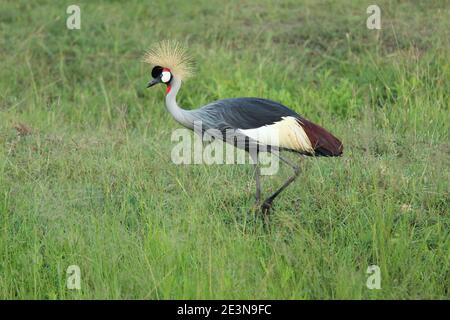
top-left (151, 66), bottom-right (163, 78)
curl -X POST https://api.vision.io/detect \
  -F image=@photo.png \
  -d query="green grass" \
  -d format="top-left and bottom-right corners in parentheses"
top-left (0, 0), bottom-right (449, 299)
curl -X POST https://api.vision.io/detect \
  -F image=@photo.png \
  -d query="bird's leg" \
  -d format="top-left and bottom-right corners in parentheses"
top-left (254, 162), bottom-right (261, 204)
top-left (250, 152), bottom-right (261, 206)
top-left (261, 154), bottom-right (300, 214)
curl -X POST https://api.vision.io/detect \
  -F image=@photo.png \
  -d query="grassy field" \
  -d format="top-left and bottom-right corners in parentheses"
top-left (0, 0), bottom-right (448, 299)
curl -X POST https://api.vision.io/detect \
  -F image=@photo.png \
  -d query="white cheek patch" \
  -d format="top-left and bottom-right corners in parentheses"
top-left (161, 71), bottom-right (171, 83)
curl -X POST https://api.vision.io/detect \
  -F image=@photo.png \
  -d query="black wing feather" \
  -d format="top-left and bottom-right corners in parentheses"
top-left (198, 97), bottom-right (299, 130)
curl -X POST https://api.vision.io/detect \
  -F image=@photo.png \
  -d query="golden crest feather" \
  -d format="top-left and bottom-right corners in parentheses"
top-left (143, 40), bottom-right (194, 80)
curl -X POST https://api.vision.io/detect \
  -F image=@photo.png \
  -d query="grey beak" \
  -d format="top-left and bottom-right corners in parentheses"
top-left (146, 78), bottom-right (160, 88)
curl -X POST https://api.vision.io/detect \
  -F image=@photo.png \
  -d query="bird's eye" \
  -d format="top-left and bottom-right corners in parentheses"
top-left (161, 71), bottom-right (171, 83)
top-left (151, 66), bottom-right (163, 78)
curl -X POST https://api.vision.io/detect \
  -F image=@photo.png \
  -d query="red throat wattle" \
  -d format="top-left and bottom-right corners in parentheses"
top-left (163, 67), bottom-right (171, 94)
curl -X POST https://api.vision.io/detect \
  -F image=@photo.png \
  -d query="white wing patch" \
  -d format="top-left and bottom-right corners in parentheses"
top-left (238, 116), bottom-right (314, 153)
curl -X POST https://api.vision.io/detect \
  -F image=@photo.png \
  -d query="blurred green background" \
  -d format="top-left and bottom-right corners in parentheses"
top-left (0, 0), bottom-right (448, 299)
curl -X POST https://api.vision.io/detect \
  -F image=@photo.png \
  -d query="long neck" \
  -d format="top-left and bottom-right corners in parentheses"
top-left (165, 77), bottom-right (193, 129)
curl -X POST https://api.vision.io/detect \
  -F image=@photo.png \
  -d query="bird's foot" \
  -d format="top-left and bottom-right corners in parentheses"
top-left (261, 200), bottom-right (273, 215)
top-left (249, 201), bottom-right (260, 215)
top-left (259, 200), bottom-right (273, 228)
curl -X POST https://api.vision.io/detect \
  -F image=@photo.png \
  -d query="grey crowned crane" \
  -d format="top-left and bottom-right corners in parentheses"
top-left (144, 41), bottom-right (343, 214)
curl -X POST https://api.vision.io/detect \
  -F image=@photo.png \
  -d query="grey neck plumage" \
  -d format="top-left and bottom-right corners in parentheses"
top-left (164, 77), bottom-right (195, 129)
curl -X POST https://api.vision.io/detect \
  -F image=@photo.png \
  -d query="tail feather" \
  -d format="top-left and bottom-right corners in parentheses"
top-left (298, 118), bottom-right (343, 157)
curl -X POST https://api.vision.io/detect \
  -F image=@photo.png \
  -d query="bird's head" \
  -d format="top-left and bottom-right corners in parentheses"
top-left (143, 40), bottom-right (193, 94)
top-left (147, 66), bottom-right (173, 91)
